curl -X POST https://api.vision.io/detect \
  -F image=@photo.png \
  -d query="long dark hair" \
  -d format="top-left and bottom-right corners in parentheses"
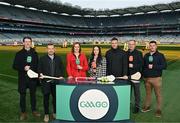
top-left (89, 45), bottom-right (102, 67)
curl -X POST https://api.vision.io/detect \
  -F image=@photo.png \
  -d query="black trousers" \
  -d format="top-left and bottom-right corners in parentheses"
top-left (131, 82), bottom-right (140, 108)
top-left (43, 83), bottom-right (56, 114)
top-left (19, 81), bottom-right (37, 113)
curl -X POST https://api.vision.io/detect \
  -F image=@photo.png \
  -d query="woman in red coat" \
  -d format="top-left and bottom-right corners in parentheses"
top-left (66, 42), bottom-right (88, 78)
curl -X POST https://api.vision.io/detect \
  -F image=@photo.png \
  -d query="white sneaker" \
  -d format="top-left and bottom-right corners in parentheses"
top-left (44, 114), bottom-right (49, 122)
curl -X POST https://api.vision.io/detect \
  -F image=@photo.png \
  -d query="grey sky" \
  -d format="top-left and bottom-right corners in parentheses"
top-left (59, 0), bottom-right (178, 10)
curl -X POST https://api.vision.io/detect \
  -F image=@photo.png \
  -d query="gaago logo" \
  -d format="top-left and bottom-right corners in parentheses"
top-left (80, 101), bottom-right (108, 108)
top-left (78, 89), bottom-right (110, 120)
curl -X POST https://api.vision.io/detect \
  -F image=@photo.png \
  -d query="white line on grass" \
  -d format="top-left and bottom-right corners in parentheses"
top-left (0, 73), bottom-right (18, 79)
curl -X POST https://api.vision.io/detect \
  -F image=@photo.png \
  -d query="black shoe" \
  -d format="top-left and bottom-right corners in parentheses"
top-left (133, 107), bottom-right (140, 114)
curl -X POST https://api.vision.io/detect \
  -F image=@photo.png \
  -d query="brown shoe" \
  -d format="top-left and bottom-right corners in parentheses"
top-left (32, 111), bottom-right (41, 117)
top-left (155, 110), bottom-right (162, 118)
top-left (52, 113), bottom-right (56, 119)
top-left (141, 106), bottom-right (151, 113)
top-left (20, 112), bottom-right (27, 121)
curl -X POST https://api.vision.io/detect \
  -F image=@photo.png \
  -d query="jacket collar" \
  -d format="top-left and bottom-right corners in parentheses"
top-left (111, 46), bottom-right (120, 52)
top-left (22, 47), bottom-right (34, 52)
top-left (47, 54), bottom-right (56, 59)
top-left (73, 53), bottom-right (81, 58)
top-left (149, 50), bottom-right (158, 56)
top-left (128, 49), bottom-right (136, 53)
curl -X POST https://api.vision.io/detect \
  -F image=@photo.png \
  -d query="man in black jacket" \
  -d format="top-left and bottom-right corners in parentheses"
top-left (142, 41), bottom-right (167, 118)
top-left (13, 37), bottom-right (40, 120)
top-left (39, 43), bottom-right (64, 122)
top-left (105, 37), bottom-right (128, 77)
top-left (127, 40), bottom-right (143, 113)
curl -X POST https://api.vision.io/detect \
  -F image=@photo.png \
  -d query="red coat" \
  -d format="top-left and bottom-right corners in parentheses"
top-left (66, 53), bottom-right (89, 77)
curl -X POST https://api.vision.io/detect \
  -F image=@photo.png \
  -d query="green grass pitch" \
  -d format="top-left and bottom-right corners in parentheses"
top-left (0, 45), bottom-right (180, 122)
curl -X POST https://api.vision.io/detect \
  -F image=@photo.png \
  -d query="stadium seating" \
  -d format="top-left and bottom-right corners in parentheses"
top-left (0, 4), bottom-right (179, 44)
top-left (0, 4), bottom-right (179, 27)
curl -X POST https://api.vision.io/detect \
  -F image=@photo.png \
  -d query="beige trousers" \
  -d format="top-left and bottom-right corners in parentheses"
top-left (144, 77), bottom-right (162, 110)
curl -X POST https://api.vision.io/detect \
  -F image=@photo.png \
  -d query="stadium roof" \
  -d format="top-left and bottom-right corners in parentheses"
top-left (0, 0), bottom-right (180, 17)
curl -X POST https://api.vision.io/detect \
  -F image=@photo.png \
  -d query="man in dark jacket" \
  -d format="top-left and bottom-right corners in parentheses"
top-left (142, 41), bottom-right (167, 118)
top-left (105, 37), bottom-right (128, 77)
top-left (13, 37), bottom-right (40, 120)
top-left (39, 43), bottom-right (64, 122)
top-left (127, 40), bottom-right (143, 113)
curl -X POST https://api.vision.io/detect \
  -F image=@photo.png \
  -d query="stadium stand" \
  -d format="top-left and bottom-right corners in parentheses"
top-left (0, 0), bottom-right (179, 44)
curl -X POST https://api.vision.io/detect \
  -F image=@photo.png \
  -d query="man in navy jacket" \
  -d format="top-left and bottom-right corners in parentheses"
top-left (142, 41), bottom-right (167, 118)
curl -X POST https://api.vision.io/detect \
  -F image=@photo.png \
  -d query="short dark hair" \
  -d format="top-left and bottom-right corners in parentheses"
top-left (128, 40), bottom-right (136, 43)
top-left (72, 42), bottom-right (81, 53)
top-left (111, 37), bottom-right (118, 41)
top-left (23, 36), bottom-right (32, 42)
top-left (149, 41), bottom-right (157, 44)
top-left (47, 42), bottom-right (54, 46)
